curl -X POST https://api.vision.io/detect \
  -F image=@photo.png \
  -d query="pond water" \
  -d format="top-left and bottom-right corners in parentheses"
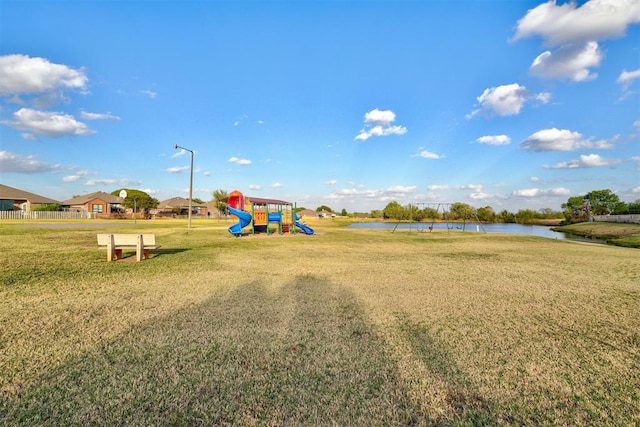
top-left (347, 221), bottom-right (567, 240)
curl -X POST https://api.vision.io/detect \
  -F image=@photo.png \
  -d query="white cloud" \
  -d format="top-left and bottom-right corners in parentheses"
top-left (355, 108), bottom-right (407, 141)
top-left (548, 153), bottom-right (620, 169)
top-left (530, 41), bottom-right (603, 81)
top-left (475, 135), bottom-right (511, 145)
top-left (535, 92), bottom-right (552, 103)
top-left (248, 184), bottom-right (262, 191)
top-left (459, 184), bottom-right (483, 192)
top-left (513, 1), bottom-right (640, 84)
top-left (469, 192), bottom-right (494, 200)
top-left (330, 188), bottom-right (364, 197)
top-left (0, 150), bottom-right (60, 173)
top-left (85, 179), bottom-right (115, 186)
top-left (271, 182), bottom-right (283, 188)
top-left (79, 111), bottom-right (121, 121)
top-left (520, 127), bottom-right (613, 151)
top-left (139, 188), bottom-right (160, 195)
top-left (530, 176), bottom-right (539, 182)
top-left (412, 149), bottom-right (444, 159)
top-left (512, 187), bottom-right (571, 197)
top-left (139, 89), bottom-right (157, 99)
top-left (325, 185), bottom-right (417, 203)
top-left (325, 179), bottom-right (337, 185)
top-left (617, 68), bottom-right (640, 99)
top-left (427, 184), bottom-right (449, 191)
top-left (467, 83), bottom-right (550, 118)
top-left (2, 108), bottom-right (94, 137)
top-left (0, 54), bottom-right (88, 96)
top-left (62, 170), bottom-right (89, 182)
top-left (228, 156), bottom-right (252, 166)
top-left (512, 0), bottom-right (640, 46)
top-left (364, 109), bottom-right (395, 125)
top-left (84, 178), bottom-right (141, 187)
top-left (166, 166), bottom-right (189, 173)
top-left (233, 114), bottom-right (248, 127)
top-left (385, 185), bottom-right (417, 194)
top-left (632, 186), bottom-right (640, 194)
top-left (616, 68), bottom-right (640, 88)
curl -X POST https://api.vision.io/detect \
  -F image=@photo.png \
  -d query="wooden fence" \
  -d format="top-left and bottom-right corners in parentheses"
top-left (593, 214), bottom-right (640, 224)
top-left (0, 211), bottom-right (91, 220)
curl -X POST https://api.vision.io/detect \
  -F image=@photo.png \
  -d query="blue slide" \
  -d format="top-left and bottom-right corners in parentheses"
top-left (228, 206), bottom-right (252, 236)
top-left (295, 221), bottom-right (314, 235)
top-left (294, 213), bottom-right (314, 235)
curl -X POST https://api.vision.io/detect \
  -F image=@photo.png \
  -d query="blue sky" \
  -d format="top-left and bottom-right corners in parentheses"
top-left (1, 0), bottom-right (638, 213)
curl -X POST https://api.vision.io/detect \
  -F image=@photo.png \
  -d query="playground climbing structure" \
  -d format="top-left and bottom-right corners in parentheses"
top-left (227, 190), bottom-right (314, 236)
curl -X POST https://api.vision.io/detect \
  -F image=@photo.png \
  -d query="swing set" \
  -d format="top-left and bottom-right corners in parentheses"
top-left (391, 202), bottom-right (486, 233)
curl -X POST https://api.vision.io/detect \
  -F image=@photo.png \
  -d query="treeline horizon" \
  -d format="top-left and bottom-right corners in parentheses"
top-left (319, 189), bottom-right (640, 225)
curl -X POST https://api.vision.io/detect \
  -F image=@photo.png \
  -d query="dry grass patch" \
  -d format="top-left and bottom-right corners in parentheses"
top-left (0, 222), bottom-right (638, 425)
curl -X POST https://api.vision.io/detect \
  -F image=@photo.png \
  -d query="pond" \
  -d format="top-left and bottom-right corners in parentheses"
top-left (347, 221), bottom-right (568, 240)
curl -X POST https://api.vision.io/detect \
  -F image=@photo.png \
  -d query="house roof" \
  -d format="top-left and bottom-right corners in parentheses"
top-left (224, 195), bottom-right (292, 206)
top-left (62, 191), bottom-right (122, 205)
top-left (157, 197), bottom-right (207, 208)
top-left (0, 183), bottom-right (60, 204)
top-left (298, 209), bottom-right (317, 217)
top-left (247, 196), bottom-right (292, 206)
top-left (205, 201), bottom-right (222, 213)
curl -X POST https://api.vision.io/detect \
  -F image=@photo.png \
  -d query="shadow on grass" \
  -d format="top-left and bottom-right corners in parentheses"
top-left (107, 247), bottom-right (189, 261)
top-left (1, 277), bottom-right (494, 425)
top-left (395, 314), bottom-right (499, 424)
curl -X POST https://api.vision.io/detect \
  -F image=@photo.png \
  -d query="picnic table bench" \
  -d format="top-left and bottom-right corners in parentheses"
top-left (97, 233), bottom-right (160, 261)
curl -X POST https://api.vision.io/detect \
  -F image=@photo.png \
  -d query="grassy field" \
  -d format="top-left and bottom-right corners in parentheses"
top-left (1, 218), bottom-right (638, 425)
top-left (553, 221), bottom-right (640, 248)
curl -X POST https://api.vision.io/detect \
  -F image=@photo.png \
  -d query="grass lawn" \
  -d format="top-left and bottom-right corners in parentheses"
top-left (1, 218), bottom-right (638, 425)
top-left (553, 221), bottom-right (640, 248)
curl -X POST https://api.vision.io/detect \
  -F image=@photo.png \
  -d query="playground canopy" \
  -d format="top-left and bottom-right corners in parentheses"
top-left (224, 191), bottom-right (313, 236)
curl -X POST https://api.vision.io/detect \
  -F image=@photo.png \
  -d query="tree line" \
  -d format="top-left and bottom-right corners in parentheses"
top-left (561, 189), bottom-right (640, 224)
top-left (372, 201), bottom-right (563, 224)
top-left (338, 188), bottom-right (639, 225)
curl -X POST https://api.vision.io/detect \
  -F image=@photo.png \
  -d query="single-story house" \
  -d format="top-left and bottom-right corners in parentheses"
top-left (0, 183), bottom-right (60, 211)
top-left (205, 200), bottom-right (224, 218)
top-left (152, 197), bottom-right (210, 217)
top-left (316, 210), bottom-right (335, 218)
top-left (297, 209), bottom-right (317, 218)
top-left (62, 191), bottom-right (123, 216)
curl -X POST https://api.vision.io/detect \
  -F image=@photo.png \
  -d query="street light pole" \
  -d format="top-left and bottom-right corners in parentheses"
top-left (173, 144), bottom-right (194, 228)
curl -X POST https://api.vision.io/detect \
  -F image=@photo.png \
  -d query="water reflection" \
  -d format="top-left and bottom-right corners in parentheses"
top-left (347, 222), bottom-right (567, 240)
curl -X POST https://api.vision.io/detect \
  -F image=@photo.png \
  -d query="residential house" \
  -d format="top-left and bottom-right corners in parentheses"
top-left (297, 209), bottom-right (317, 219)
top-left (316, 210), bottom-right (335, 218)
top-left (62, 191), bottom-right (123, 217)
top-left (153, 197), bottom-right (209, 218)
top-left (0, 183), bottom-right (60, 211)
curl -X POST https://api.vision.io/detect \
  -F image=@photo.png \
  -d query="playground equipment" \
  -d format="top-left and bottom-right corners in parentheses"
top-left (227, 190), bottom-right (314, 237)
top-left (393, 202), bottom-right (486, 233)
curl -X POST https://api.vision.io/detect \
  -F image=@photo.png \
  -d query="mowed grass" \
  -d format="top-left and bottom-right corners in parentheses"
top-left (554, 221), bottom-right (640, 248)
top-left (0, 219), bottom-right (638, 425)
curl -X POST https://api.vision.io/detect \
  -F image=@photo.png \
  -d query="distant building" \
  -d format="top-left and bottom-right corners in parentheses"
top-left (62, 191), bottom-right (123, 217)
top-left (0, 184), bottom-right (60, 211)
top-left (152, 197), bottom-right (210, 218)
top-left (316, 210), bottom-right (334, 218)
top-left (297, 209), bottom-right (317, 218)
